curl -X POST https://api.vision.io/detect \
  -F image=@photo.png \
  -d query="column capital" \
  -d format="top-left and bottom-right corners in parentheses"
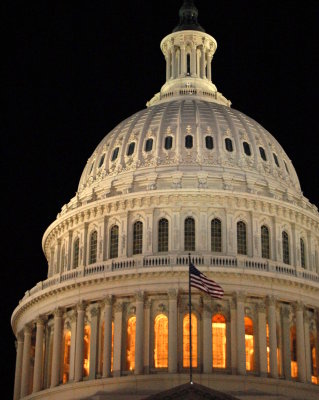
top-left (168, 288), bottom-right (178, 300)
top-left (103, 295), bottom-right (113, 307)
top-left (76, 301), bottom-right (87, 312)
top-left (16, 331), bottom-right (24, 342)
top-left (144, 299), bottom-right (152, 310)
top-left (23, 324), bottom-right (32, 335)
top-left (281, 305), bottom-right (291, 319)
top-left (135, 290), bottom-right (144, 303)
top-left (114, 302), bottom-right (124, 313)
top-left (234, 291), bottom-right (246, 304)
top-left (53, 307), bottom-right (63, 318)
top-left (257, 302), bottom-right (266, 313)
top-left (90, 306), bottom-right (100, 318)
top-left (35, 315), bottom-right (47, 326)
top-left (294, 301), bottom-right (304, 313)
top-left (267, 295), bottom-right (277, 307)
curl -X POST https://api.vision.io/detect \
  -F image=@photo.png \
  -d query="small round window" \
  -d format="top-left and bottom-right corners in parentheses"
top-left (127, 142), bottom-right (135, 156)
top-left (185, 135), bottom-right (193, 149)
top-left (259, 147), bottom-right (267, 161)
top-left (243, 142), bottom-right (251, 156)
top-left (164, 136), bottom-right (173, 150)
top-left (273, 153), bottom-right (279, 167)
top-left (111, 147), bottom-right (119, 161)
top-left (225, 138), bottom-right (233, 152)
top-left (145, 138), bottom-right (153, 152)
top-left (205, 136), bottom-right (214, 150)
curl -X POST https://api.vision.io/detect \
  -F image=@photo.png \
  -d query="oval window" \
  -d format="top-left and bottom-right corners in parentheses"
top-left (259, 147), bottom-right (267, 161)
top-left (273, 153), bottom-right (279, 167)
top-left (98, 154), bottom-right (105, 168)
top-left (127, 142), bottom-right (135, 156)
top-left (145, 138), bottom-right (153, 152)
top-left (225, 138), bottom-right (233, 152)
top-left (111, 147), bottom-right (119, 161)
top-left (164, 136), bottom-right (173, 150)
top-left (205, 136), bottom-right (214, 150)
top-left (185, 135), bottom-right (193, 149)
top-left (243, 142), bottom-right (251, 156)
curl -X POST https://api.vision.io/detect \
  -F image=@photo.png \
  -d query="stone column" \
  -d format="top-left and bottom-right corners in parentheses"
top-left (51, 308), bottom-right (63, 387)
top-left (207, 53), bottom-right (212, 81)
top-left (82, 223), bottom-right (88, 267)
top-left (230, 298), bottom-right (237, 374)
top-left (200, 46), bottom-right (205, 78)
top-left (267, 296), bottom-right (278, 378)
top-left (168, 289), bottom-right (178, 373)
top-left (143, 300), bottom-right (151, 374)
top-left (21, 324), bottom-right (32, 397)
top-left (33, 317), bottom-right (45, 392)
top-left (236, 292), bottom-right (246, 375)
top-left (295, 302), bottom-right (306, 382)
top-left (68, 311), bottom-right (77, 381)
top-left (180, 45), bottom-right (186, 76)
top-left (74, 302), bottom-right (86, 382)
top-left (135, 292), bottom-right (144, 375)
top-left (103, 296), bottom-right (113, 378)
top-left (89, 305), bottom-right (100, 380)
top-left (281, 305), bottom-right (291, 379)
top-left (172, 46), bottom-right (176, 79)
top-left (67, 231), bottom-right (73, 270)
top-left (203, 296), bottom-right (212, 373)
top-left (191, 45), bottom-right (196, 76)
top-left (13, 333), bottom-right (24, 400)
top-left (113, 302), bottom-right (123, 377)
top-left (166, 50), bottom-right (171, 81)
top-left (303, 311), bottom-right (312, 382)
top-left (257, 303), bottom-right (268, 377)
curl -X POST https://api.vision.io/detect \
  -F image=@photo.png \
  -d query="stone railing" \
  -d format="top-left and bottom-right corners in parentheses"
top-left (22, 254), bottom-right (319, 300)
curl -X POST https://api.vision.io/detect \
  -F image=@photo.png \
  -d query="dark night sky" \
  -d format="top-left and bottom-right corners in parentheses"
top-left (2, 0), bottom-right (319, 395)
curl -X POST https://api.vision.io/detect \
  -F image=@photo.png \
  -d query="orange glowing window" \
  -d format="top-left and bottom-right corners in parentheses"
top-left (310, 333), bottom-right (317, 383)
top-left (154, 314), bottom-right (168, 368)
top-left (111, 321), bottom-right (114, 372)
top-left (290, 326), bottom-right (297, 378)
top-left (126, 316), bottom-right (136, 371)
top-left (83, 325), bottom-right (91, 377)
top-left (62, 330), bottom-right (71, 384)
top-left (245, 317), bottom-right (254, 371)
top-left (266, 323), bottom-right (270, 373)
top-left (183, 313), bottom-right (197, 368)
top-left (212, 314), bottom-right (226, 368)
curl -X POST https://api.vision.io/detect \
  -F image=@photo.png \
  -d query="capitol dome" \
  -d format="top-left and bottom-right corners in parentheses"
top-left (12, 2), bottom-right (319, 400)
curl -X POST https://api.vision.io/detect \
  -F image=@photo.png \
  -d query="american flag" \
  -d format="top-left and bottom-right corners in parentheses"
top-left (189, 264), bottom-right (224, 299)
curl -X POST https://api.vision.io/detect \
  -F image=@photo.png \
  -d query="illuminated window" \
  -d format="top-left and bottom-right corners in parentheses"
top-left (290, 326), bottom-right (297, 378)
top-left (300, 238), bottom-right (306, 268)
top-left (133, 221), bottom-right (143, 255)
top-left (158, 218), bottom-right (168, 252)
top-left (98, 154), bottom-right (105, 168)
top-left (62, 330), bottom-right (71, 383)
top-left (164, 136), bottom-right (173, 150)
top-left (127, 142), bottom-right (135, 156)
top-left (273, 153), bottom-right (280, 167)
top-left (205, 136), bottom-right (214, 150)
top-left (89, 230), bottom-right (97, 264)
top-left (282, 231), bottom-right (290, 265)
top-left (212, 314), bottom-right (226, 368)
top-left (211, 218), bottom-right (222, 252)
top-left (237, 221), bottom-right (247, 255)
top-left (126, 316), bottom-right (136, 371)
top-left (245, 317), bottom-right (254, 371)
top-left (261, 225), bottom-right (270, 259)
top-left (259, 146), bottom-right (267, 161)
top-left (145, 138), bottom-right (153, 152)
top-left (154, 314), bottom-right (168, 368)
top-left (310, 333), bottom-right (317, 384)
top-left (243, 142), bottom-right (251, 156)
top-left (185, 135), bottom-right (193, 149)
top-left (184, 217), bottom-right (195, 251)
top-left (111, 322), bottom-right (114, 372)
top-left (110, 225), bottom-right (119, 259)
top-left (83, 325), bottom-right (91, 377)
top-left (73, 238), bottom-right (79, 268)
top-left (266, 324), bottom-right (270, 373)
top-left (111, 147), bottom-right (119, 161)
top-left (183, 313), bottom-right (197, 368)
top-left (225, 138), bottom-right (233, 152)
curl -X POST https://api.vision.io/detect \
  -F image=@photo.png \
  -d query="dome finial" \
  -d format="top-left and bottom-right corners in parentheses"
top-left (173, 0), bottom-right (205, 33)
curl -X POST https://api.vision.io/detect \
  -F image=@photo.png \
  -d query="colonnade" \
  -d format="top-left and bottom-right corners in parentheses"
top-left (13, 293), bottom-right (319, 399)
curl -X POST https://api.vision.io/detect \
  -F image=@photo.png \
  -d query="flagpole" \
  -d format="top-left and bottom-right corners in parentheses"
top-left (188, 253), bottom-right (193, 384)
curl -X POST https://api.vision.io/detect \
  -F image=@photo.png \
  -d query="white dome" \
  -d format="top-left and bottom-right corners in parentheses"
top-left (77, 99), bottom-right (300, 206)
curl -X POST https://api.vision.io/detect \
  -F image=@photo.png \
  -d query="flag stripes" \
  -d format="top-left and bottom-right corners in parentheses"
top-left (189, 264), bottom-right (224, 299)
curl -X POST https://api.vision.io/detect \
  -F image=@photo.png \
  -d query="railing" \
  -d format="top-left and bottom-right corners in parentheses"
top-left (22, 254), bottom-right (319, 300)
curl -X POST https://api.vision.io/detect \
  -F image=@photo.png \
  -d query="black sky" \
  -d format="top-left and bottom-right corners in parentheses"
top-left (2, 0), bottom-right (319, 395)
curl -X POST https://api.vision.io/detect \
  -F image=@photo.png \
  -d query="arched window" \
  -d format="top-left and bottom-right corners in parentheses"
top-left (261, 225), bottom-right (270, 259)
top-left (211, 218), bottom-right (222, 252)
top-left (62, 330), bottom-right (71, 383)
top-left (83, 325), bottom-right (91, 377)
top-left (237, 221), bottom-right (247, 255)
top-left (110, 225), bottom-right (119, 259)
top-left (126, 316), bottom-right (136, 371)
top-left (145, 138), bottom-right (153, 152)
top-left (154, 314), bottom-right (168, 368)
top-left (290, 326), bottom-right (297, 378)
top-left (185, 135), bottom-right (193, 149)
top-left (183, 313), bottom-right (197, 368)
top-left (89, 230), bottom-right (97, 264)
top-left (73, 238), bottom-right (79, 268)
top-left (259, 146), bottom-right (267, 161)
top-left (205, 136), bottom-right (214, 150)
top-left (127, 142), bottom-right (135, 156)
top-left (225, 138), bottom-right (233, 152)
top-left (133, 221), bottom-right (143, 255)
top-left (158, 218), bottom-right (168, 252)
top-left (111, 147), bottom-right (119, 161)
top-left (184, 217), bottom-right (195, 251)
top-left (164, 136), bottom-right (173, 150)
top-left (282, 231), bottom-right (290, 265)
top-left (243, 142), bottom-right (251, 156)
top-left (212, 314), bottom-right (226, 368)
top-left (98, 154), bottom-right (105, 168)
top-left (245, 317), bottom-right (254, 371)
top-left (300, 238), bottom-right (306, 268)
top-left (273, 153), bottom-right (280, 167)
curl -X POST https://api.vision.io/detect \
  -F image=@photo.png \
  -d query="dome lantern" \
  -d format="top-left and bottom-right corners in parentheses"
top-left (173, 0), bottom-right (205, 33)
